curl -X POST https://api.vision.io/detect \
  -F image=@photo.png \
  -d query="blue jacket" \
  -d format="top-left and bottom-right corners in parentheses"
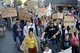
top-left (13, 22), bottom-right (24, 37)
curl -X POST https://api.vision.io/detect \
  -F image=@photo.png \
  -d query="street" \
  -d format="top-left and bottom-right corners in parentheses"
top-left (0, 30), bottom-right (18, 53)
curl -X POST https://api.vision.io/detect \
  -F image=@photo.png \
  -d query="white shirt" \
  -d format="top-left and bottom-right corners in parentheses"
top-left (23, 25), bottom-right (30, 36)
top-left (65, 29), bottom-right (68, 34)
top-left (58, 24), bottom-right (62, 35)
top-left (23, 23), bottom-right (36, 36)
top-left (30, 23), bottom-right (36, 31)
top-left (43, 49), bottom-right (52, 53)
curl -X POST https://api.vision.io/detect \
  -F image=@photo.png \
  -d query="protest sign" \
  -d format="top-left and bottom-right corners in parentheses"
top-left (64, 16), bottom-right (75, 26)
top-left (18, 9), bottom-right (30, 20)
top-left (53, 12), bottom-right (63, 19)
top-left (38, 8), bottom-right (47, 17)
top-left (1, 8), bottom-right (17, 18)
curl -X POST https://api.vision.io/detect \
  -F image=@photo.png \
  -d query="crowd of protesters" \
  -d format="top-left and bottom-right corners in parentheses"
top-left (12, 7), bottom-right (80, 53)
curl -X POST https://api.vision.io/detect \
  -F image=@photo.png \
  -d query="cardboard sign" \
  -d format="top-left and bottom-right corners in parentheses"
top-left (53, 13), bottom-right (57, 19)
top-left (57, 12), bottom-right (63, 19)
top-left (38, 8), bottom-right (47, 17)
top-left (26, 0), bottom-right (38, 10)
top-left (64, 16), bottom-right (75, 26)
top-left (1, 8), bottom-right (17, 18)
top-left (19, 9), bottom-right (30, 20)
top-left (53, 12), bottom-right (63, 19)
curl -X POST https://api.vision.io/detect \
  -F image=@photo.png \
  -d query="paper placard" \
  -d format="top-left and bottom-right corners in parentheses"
top-left (64, 16), bottom-right (75, 26)
top-left (57, 12), bottom-right (63, 19)
top-left (1, 8), bottom-right (17, 18)
top-left (39, 8), bottom-right (47, 17)
top-left (53, 12), bottom-right (63, 19)
top-left (19, 9), bottom-right (30, 20)
top-left (53, 13), bottom-right (57, 19)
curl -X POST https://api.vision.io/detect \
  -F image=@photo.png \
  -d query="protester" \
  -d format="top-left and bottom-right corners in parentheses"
top-left (63, 8), bottom-right (68, 16)
top-left (0, 16), bottom-right (6, 38)
top-left (23, 20), bottom-right (31, 36)
top-left (41, 19), bottom-right (60, 53)
top-left (71, 32), bottom-right (79, 53)
top-left (13, 20), bottom-right (24, 51)
top-left (19, 20), bottom-right (25, 44)
top-left (41, 20), bottom-right (59, 40)
top-left (21, 28), bottom-right (38, 53)
top-left (35, 18), bottom-right (40, 36)
top-left (30, 18), bottom-right (36, 34)
top-left (76, 20), bottom-right (80, 31)
top-left (61, 34), bottom-right (71, 50)
top-left (71, 8), bottom-right (75, 16)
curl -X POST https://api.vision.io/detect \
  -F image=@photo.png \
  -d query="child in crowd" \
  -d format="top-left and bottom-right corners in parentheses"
top-left (43, 44), bottom-right (52, 53)
top-left (62, 34), bottom-right (71, 50)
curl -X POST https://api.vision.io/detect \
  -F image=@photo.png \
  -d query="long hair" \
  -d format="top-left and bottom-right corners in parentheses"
top-left (74, 32), bottom-right (76, 36)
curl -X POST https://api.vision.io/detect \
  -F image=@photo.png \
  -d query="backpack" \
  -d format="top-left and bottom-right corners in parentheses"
top-left (71, 35), bottom-right (79, 47)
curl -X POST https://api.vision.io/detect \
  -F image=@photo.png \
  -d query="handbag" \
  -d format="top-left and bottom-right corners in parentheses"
top-left (20, 40), bottom-right (29, 53)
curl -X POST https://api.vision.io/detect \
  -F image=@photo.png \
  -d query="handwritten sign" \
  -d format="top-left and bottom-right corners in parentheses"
top-left (18, 9), bottom-right (30, 21)
top-left (39, 8), bottom-right (47, 17)
top-left (64, 16), bottom-right (75, 26)
top-left (57, 12), bottom-right (63, 19)
top-left (53, 12), bottom-right (63, 19)
top-left (1, 8), bottom-right (17, 18)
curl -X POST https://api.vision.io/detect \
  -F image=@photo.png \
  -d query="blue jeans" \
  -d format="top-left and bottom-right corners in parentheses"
top-left (15, 37), bottom-right (20, 51)
top-left (45, 38), bottom-right (58, 53)
top-left (19, 36), bottom-right (24, 45)
top-left (45, 38), bottom-right (56, 45)
top-left (14, 36), bottom-right (24, 51)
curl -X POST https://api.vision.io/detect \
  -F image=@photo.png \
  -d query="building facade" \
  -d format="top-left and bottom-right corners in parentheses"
top-left (3, 0), bottom-right (11, 4)
top-left (44, 0), bottom-right (78, 7)
top-left (0, 0), bottom-right (4, 9)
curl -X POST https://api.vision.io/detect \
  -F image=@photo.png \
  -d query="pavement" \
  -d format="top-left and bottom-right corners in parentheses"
top-left (0, 30), bottom-right (18, 53)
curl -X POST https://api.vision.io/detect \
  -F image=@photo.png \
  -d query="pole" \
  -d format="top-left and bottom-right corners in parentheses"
top-left (13, 0), bottom-right (19, 19)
